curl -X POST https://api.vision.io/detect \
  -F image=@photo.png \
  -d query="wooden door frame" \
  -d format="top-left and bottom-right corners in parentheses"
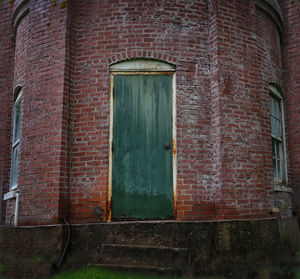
top-left (107, 61), bottom-right (176, 222)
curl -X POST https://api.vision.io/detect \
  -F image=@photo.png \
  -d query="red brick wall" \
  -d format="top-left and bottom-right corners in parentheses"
top-left (0, 1), bottom-right (14, 224)
top-left (279, 0), bottom-right (300, 216)
top-left (19, 0), bottom-right (71, 225)
top-left (207, 0), bottom-right (280, 219)
top-left (1, 0), bottom-right (296, 225)
top-left (67, 0), bottom-right (285, 223)
top-left (69, 0), bottom-right (213, 222)
top-left (4, 10), bottom-right (30, 225)
top-left (13, 14), bottom-right (29, 88)
top-left (0, 0), bottom-right (72, 225)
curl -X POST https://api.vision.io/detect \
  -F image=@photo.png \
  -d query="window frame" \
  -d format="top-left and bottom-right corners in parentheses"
top-left (269, 85), bottom-right (289, 190)
top-left (10, 90), bottom-right (22, 190)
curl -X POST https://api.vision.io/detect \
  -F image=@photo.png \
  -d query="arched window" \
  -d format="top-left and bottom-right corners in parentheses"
top-left (10, 89), bottom-right (22, 189)
top-left (269, 84), bottom-right (287, 184)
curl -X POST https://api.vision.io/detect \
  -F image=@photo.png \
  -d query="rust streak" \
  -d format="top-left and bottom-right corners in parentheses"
top-left (107, 74), bottom-right (114, 222)
top-left (172, 139), bottom-right (176, 156)
top-left (106, 199), bottom-right (112, 222)
top-left (173, 188), bottom-right (177, 219)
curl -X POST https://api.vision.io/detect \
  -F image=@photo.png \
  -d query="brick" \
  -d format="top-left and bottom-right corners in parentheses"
top-left (0, 0), bottom-right (298, 225)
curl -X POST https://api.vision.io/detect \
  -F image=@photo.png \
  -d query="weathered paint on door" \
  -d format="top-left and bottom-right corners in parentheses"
top-left (112, 74), bottom-right (173, 219)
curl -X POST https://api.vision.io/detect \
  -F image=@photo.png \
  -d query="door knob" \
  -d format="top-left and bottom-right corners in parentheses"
top-left (164, 141), bottom-right (171, 150)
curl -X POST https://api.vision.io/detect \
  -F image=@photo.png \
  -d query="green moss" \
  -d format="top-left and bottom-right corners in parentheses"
top-left (60, 0), bottom-right (67, 9)
top-left (0, 264), bottom-right (5, 272)
top-left (46, 22), bottom-right (51, 27)
top-left (53, 267), bottom-right (186, 279)
top-left (32, 255), bottom-right (43, 263)
top-left (52, 0), bottom-right (57, 6)
top-left (289, 0), bottom-right (300, 5)
top-left (0, 0), bottom-right (14, 6)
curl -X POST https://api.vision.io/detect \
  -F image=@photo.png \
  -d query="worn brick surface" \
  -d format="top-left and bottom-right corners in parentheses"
top-left (0, 1), bottom-right (14, 223)
top-left (0, 0), bottom-right (299, 225)
top-left (279, 0), bottom-right (300, 216)
top-left (0, 0), bottom-right (71, 225)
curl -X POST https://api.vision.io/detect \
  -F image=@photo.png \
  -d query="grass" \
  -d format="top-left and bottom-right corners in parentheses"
top-left (53, 267), bottom-right (185, 279)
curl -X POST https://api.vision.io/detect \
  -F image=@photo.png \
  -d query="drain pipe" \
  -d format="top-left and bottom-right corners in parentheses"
top-left (14, 190), bottom-right (19, 227)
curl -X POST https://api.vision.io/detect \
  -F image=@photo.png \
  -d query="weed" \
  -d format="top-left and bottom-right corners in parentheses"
top-left (60, 0), bottom-right (67, 9)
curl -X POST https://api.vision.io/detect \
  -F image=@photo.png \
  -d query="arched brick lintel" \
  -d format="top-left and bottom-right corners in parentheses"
top-left (107, 51), bottom-right (177, 68)
top-left (255, 0), bottom-right (284, 35)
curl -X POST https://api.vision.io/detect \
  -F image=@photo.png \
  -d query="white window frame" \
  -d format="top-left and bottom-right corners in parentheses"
top-left (269, 85), bottom-right (289, 191)
top-left (10, 90), bottom-right (22, 190)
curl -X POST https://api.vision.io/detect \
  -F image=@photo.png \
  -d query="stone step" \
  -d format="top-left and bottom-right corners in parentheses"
top-left (98, 222), bottom-right (195, 247)
top-left (88, 263), bottom-right (182, 277)
top-left (96, 243), bottom-right (189, 270)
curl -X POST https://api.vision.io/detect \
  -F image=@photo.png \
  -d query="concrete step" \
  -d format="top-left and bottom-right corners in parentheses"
top-left (88, 263), bottom-right (182, 276)
top-left (98, 222), bottom-right (196, 248)
top-left (95, 243), bottom-right (189, 270)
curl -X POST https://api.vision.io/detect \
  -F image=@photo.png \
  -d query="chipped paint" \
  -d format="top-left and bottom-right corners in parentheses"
top-left (108, 61), bottom-right (176, 221)
top-left (107, 74), bottom-right (114, 222)
top-left (172, 73), bottom-right (177, 219)
top-left (110, 59), bottom-right (175, 72)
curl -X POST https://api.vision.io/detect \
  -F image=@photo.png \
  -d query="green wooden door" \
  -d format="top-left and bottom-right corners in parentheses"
top-left (112, 74), bottom-right (173, 219)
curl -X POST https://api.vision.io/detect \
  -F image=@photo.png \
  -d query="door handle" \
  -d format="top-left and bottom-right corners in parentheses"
top-left (164, 141), bottom-right (171, 150)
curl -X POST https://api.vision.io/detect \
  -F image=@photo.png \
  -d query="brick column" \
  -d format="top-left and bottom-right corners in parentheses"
top-left (279, 0), bottom-right (300, 216)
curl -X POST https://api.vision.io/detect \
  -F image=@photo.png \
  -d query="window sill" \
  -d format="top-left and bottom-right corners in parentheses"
top-left (3, 190), bottom-right (18, 201)
top-left (273, 181), bottom-right (293, 193)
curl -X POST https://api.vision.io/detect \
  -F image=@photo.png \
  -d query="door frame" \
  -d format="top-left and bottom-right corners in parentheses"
top-left (107, 60), bottom-right (177, 221)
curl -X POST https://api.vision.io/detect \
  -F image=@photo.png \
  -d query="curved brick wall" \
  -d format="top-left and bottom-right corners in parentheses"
top-left (13, 14), bottom-right (29, 88)
top-left (68, 0), bottom-right (285, 223)
top-left (0, 1), bottom-right (14, 224)
top-left (1, 0), bottom-right (298, 225)
top-left (70, 1), bottom-right (212, 222)
top-left (279, 0), bottom-right (300, 216)
top-left (4, 10), bottom-right (30, 224)
top-left (1, 0), bottom-right (71, 225)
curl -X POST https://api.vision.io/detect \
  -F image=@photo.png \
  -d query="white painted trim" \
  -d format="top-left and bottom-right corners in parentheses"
top-left (110, 60), bottom-right (175, 72)
top-left (269, 84), bottom-right (282, 99)
top-left (280, 99), bottom-right (288, 185)
top-left (273, 183), bottom-right (293, 193)
top-left (269, 85), bottom-right (288, 185)
top-left (108, 75), bottom-right (114, 222)
top-left (10, 89), bottom-right (22, 190)
top-left (172, 73), bottom-right (177, 218)
top-left (3, 190), bottom-right (17, 201)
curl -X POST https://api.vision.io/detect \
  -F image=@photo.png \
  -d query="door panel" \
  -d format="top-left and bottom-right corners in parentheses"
top-left (112, 74), bottom-right (173, 219)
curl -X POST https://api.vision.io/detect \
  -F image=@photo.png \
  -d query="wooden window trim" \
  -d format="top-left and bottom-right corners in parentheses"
top-left (269, 85), bottom-right (289, 191)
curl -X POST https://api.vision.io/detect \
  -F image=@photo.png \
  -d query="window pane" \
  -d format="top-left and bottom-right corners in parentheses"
top-left (13, 99), bottom-right (21, 143)
top-left (277, 159), bottom-right (282, 180)
top-left (272, 139), bottom-right (282, 179)
top-left (270, 97), bottom-right (275, 116)
top-left (270, 96), bottom-right (281, 139)
top-left (272, 139), bottom-right (276, 157)
top-left (11, 144), bottom-right (19, 187)
top-left (275, 119), bottom-right (281, 138)
top-left (271, 117), bottom-right (276, 136)
top-left (270, 90), bottom-right (285, 181)
top-left (274, 98), bottom-right (280, 118)
top-left (276, 141), bottom-right (280, 159)
top-left (273, 159), bottom-right (277, 178)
